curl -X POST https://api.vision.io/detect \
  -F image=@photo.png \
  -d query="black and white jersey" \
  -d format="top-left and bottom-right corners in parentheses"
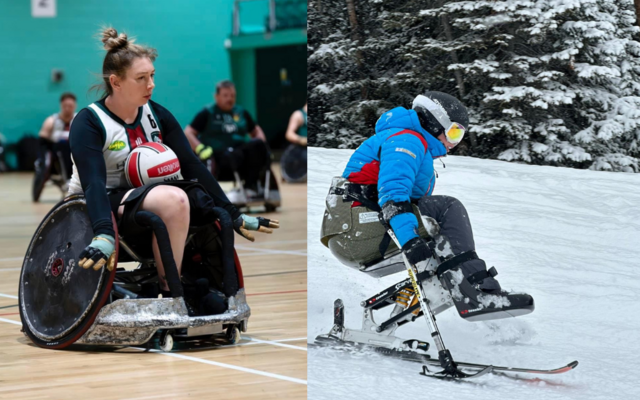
top-left (68, 98), bottom-right (239, 237)
top-left (51, 112), bottom-right (76, 142)
top-left (68, 102), bottom-right (161, 194)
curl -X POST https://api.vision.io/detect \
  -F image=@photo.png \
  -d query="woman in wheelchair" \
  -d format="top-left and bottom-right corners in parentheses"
top-left (68, 28), bottom-right (278, 311)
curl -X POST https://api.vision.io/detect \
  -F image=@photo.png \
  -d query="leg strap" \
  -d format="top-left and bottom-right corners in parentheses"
top-left (435, 251), bottom-right (479, 278)
top-left (466, 266), bottom-right (498, 286)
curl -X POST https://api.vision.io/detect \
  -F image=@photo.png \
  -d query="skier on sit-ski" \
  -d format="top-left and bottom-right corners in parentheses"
top-left (320, 91), bottom-right (534, 326)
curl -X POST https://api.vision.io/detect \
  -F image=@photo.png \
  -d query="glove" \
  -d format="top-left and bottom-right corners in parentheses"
top-left (233, 214), bottom-right (280, 242)
top-left (401, 237), bottom-right (433, 267)
top-left (195, 143), bottom-right (214, 161)
top-left (78, 234), bottom-right (115, 271)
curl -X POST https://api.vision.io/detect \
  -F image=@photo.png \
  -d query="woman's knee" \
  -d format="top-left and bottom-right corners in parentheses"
top-left (142, 186), bottom-right (190, 221)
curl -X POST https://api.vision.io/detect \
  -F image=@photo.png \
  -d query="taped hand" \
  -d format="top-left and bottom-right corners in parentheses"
top-left (79, 234), bottom-right (116, 271)
top-left (233, 214), bottom-right (280, 242)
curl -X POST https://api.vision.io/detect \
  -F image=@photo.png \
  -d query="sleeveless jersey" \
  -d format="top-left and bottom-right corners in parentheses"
top-left (199, 104), bottom-right (251, 150)
top-left (297, 109), bottom-right (307, 138)
top-left (68, 102), bottom-right (163, 194)
top-left (51, 113), bottom-right (76, 142)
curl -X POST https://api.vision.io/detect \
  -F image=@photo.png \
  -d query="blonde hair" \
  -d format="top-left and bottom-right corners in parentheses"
top-left (92, 27), bottom-right (158, 97)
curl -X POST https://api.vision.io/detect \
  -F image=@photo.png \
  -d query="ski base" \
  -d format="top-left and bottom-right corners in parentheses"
top-left (422, 358), bottom-right (579, 375)
top-left (315, 334), bottom-right (578, 377)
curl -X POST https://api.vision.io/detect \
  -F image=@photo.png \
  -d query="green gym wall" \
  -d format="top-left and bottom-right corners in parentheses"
top-left (0, 0), bottom-right (237, 166)
top-left (0, 0), bottom-right (306, 168)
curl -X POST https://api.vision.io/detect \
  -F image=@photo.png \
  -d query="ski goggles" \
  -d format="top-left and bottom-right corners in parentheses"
top-left (444, 122), bottom-right (466, 144)
top-left (413, 95), bottom-right (466, 144)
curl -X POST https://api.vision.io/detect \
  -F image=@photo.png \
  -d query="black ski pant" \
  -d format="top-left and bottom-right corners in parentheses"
top-left (418, 195), bottom-right (500, 292)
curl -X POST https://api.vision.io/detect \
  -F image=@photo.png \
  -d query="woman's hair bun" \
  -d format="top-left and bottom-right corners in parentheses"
top-left (101, 27), bottom-right (129, 52)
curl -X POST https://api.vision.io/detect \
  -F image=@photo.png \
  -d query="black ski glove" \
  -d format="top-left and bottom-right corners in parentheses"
top-left (401, 237), bottom-right (433, 266)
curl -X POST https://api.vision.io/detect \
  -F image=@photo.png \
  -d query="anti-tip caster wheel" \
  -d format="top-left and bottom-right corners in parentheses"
top-left (225, 326), bottom-right (241, 344)
top-left (159, 331), bottom-right (174, 352)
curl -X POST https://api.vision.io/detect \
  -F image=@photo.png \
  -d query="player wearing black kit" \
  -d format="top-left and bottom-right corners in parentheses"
top-left (184, 80), bottom-right (281, 208)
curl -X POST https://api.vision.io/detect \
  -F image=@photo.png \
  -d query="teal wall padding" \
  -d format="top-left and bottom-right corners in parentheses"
top-left (229, 50), bottom-right (257, 119)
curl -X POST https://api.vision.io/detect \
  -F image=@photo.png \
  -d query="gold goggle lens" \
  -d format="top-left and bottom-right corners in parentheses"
top-left (445, 123), bottom-right (466, 144)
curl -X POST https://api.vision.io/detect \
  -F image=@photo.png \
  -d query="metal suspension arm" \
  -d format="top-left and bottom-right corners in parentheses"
top-left (386, 229), bottom-right (460, 376)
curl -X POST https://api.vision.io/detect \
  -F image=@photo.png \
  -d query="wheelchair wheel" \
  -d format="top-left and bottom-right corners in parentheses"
top-left (19, 196), bottom-right (119, 349)
top-left (32, 152), bottom-right (52, 203)
top-left (280, 144), bottom-right (307, 183)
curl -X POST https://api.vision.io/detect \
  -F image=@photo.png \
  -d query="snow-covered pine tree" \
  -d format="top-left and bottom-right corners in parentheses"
top-left (422, 0), bottom-right (640, 172)
top-left (308, 0), bottom-right (453, 148)
top-left (311, 0), bottom-right (640, 172)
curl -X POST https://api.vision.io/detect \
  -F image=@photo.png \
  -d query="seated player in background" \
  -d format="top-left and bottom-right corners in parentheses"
top-left (184, 80), bottom-right (281, 208)
top-left (33, 92), bottom-right (77, 197)
top-left (280, 103), bottom-right (307, 183)
top-left (285, 102), bottom-right (307, 147)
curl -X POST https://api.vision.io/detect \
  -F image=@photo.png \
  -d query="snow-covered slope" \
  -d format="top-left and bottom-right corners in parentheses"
top-left (308, 147), bottom-right (640, 400)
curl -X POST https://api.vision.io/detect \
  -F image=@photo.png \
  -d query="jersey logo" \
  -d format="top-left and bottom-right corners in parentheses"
top-left (126, 126), bottom-right (149, 150)
top-left (223, 124), bottom-right (238, 134)
top-left (151, 131), bottom-right (163, 143)
top-left (233, 114), bottom-right (240, 122)
top-left (108, 140), bottom-right (126, 151)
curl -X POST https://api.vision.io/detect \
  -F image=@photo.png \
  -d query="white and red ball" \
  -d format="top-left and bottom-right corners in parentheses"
top-left (125, 143), bottom-right (182, 188)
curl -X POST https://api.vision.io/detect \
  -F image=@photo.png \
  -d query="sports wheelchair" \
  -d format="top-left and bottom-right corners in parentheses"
top-left (32, 148), bottom-right (70, 202)
top-left (280, 144), bottom-right (307, 184)
top-left (19, 194), bottom-right (250, 351)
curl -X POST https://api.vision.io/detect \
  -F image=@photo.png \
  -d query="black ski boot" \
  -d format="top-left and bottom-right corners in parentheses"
top-left (438, 255), bottom-right (534, 322)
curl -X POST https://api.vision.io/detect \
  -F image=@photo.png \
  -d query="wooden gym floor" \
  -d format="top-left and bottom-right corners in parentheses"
top-left (0, 165), bottom-right (307, 399)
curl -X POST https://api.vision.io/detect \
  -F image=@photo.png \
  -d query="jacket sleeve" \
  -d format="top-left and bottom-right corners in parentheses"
top-left (377, 132), bottom-right (427, 247)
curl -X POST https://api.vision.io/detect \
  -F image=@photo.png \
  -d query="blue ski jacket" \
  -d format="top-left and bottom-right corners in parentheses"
top-left (342, 107), bottom-right (447, 247)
